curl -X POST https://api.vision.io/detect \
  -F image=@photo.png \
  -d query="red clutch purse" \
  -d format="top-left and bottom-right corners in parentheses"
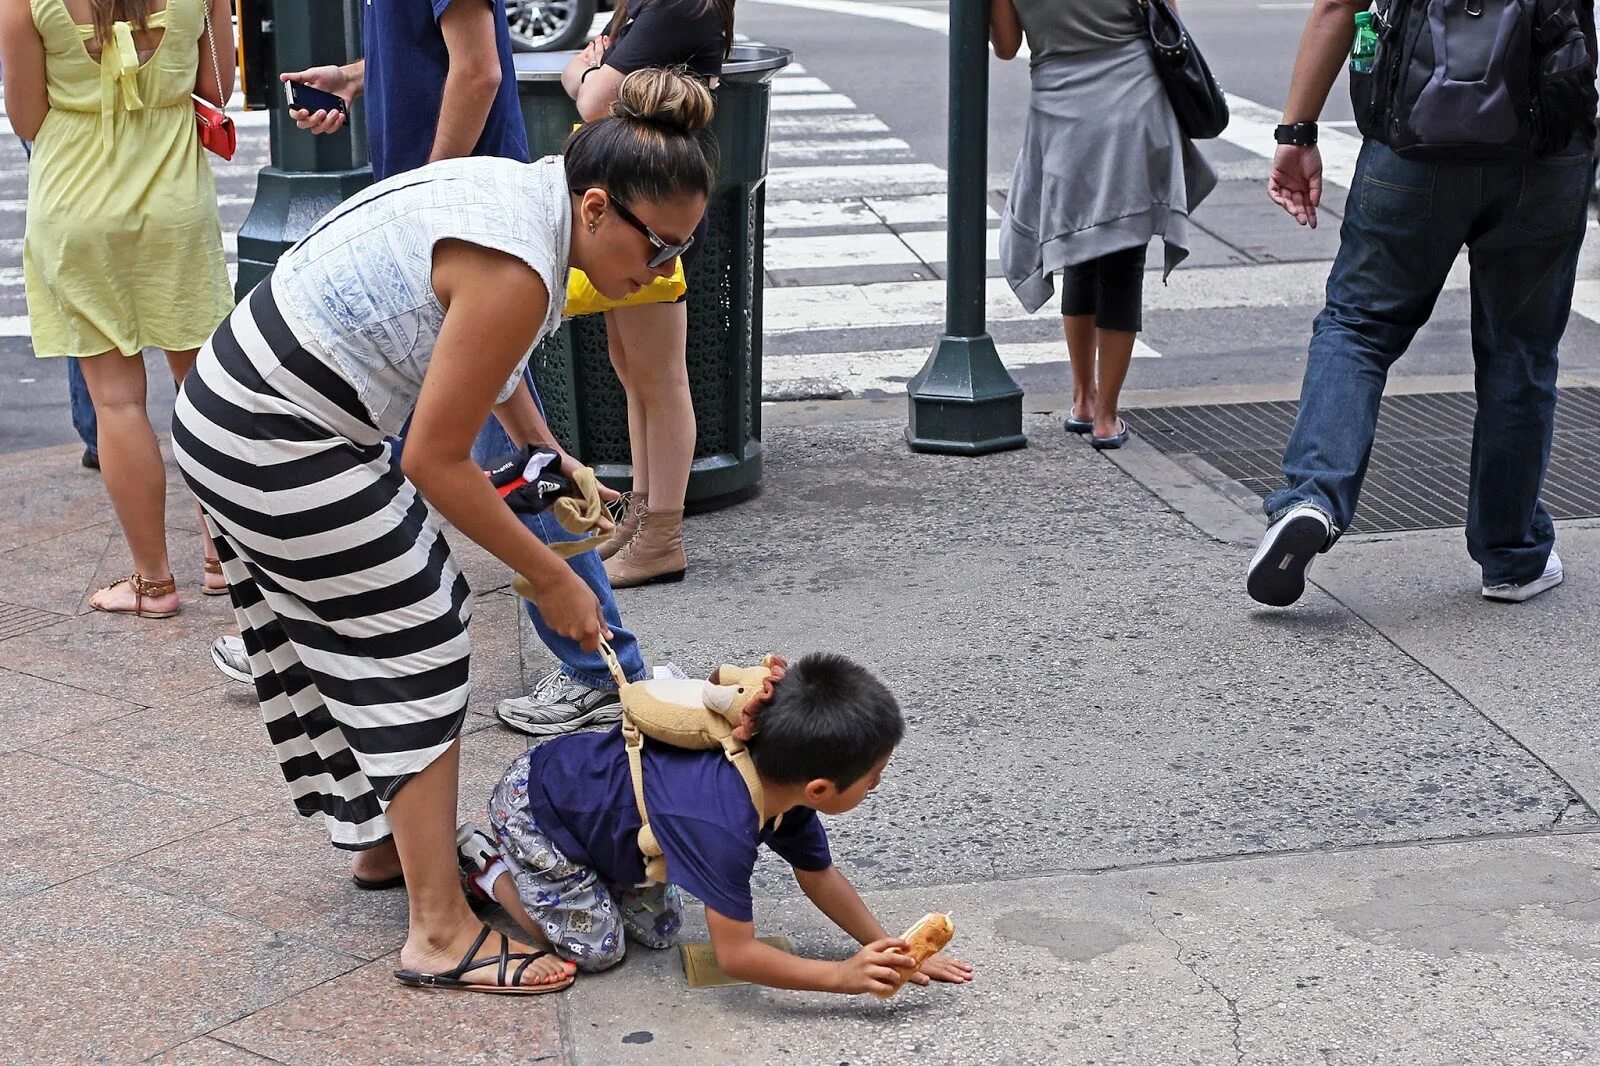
top-left (193, 94), bottom-right (236, 160)
top-left (195, 5), bottom-right (235, 160)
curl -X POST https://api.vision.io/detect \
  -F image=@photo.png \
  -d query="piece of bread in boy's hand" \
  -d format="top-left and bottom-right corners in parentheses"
top-left (872, 913), bottom-right (955, 999)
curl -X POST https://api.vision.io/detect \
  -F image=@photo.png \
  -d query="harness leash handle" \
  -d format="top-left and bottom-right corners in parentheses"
top-left (596, 637), bottom-right (629, 689)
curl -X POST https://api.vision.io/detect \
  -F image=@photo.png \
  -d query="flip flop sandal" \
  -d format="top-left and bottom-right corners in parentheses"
top-left (91, 573), bottom-right (180, 619)
top-left (202, 557), bottom-right (230, 596)
top-left (1063, 416), bottom-right (1094, 434)
top-left (1090, 419), bottom-right (1131, 451)
top-left (394, 923), bottom-right (576, 995)
top-left (352, 873), bottom-right (405, 891)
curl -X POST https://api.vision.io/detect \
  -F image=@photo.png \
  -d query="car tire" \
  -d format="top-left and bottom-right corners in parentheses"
top-left (507, 0), bottom-right (599, 52)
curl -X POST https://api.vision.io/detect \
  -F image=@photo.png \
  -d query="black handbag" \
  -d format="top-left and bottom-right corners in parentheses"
top-left (1139, 0), bottom-right (1229, 140)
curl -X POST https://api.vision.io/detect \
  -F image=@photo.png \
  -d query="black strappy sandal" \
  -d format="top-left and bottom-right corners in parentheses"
top-left (393, 923), bottom-right (576, 995)
top-left (352, 873), bottom-right (405, 891)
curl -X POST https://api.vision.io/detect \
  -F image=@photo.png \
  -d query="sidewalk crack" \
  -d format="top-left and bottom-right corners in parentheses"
top-left (1146, 902), bottom-right (1244, 1065)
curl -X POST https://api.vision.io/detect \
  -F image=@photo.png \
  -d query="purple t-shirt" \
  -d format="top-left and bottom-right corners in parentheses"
top-left (521, 727), bottom-right (833, 922)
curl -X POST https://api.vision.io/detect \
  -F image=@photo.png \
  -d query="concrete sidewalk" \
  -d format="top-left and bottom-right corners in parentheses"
top-left (2, 408), bottom-right (1596, 1063)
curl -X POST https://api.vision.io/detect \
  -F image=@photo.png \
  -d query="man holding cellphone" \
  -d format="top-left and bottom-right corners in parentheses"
top-left (280, 0), bottom-right (527, 181)
top-left (210, 0), bottom-right (657, 741)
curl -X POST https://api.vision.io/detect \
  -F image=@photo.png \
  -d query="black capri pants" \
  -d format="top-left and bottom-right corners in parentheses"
top-left (1060, 244), bottom-right (1148, 333)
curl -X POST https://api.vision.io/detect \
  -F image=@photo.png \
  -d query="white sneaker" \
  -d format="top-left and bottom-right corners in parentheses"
top-left (1482, 551), bottom-right (1564, 603)
top-left (1247, 504), bottom-right (1332, 608)
top-left (211, 634), bottom-right (252, 685)
top-left (496, 667), bottom-right (622, 736)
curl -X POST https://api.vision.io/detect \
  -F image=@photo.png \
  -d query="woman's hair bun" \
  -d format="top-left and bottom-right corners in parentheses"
top-left (612, 67), bottom-right (715, 134)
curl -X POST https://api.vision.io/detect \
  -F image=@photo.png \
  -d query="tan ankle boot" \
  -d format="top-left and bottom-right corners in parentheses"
top-left (598, 493), bottom-right (644, 561)
top-left (604, 506), bottom-right (686, 588)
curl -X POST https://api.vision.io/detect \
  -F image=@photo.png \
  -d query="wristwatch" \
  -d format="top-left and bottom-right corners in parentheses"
top-left (1274, 122), bottom-right (1318, 147)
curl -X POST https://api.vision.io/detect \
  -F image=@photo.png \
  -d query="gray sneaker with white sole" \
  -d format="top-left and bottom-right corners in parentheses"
top-left (496, 667), bottom-right (622, 736)
top-left (211, 634), bottom-right (252, 685)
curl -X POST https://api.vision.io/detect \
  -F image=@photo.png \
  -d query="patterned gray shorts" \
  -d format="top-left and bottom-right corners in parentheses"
top-left (488, 750), bottom-right (683, 973)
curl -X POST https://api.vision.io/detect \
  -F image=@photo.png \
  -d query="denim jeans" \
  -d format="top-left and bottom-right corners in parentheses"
top-left (1267, 140), bottom-right (1590, 586)
top-left (66, 357), bottom-right (97, 454)
top-left (516, 506), bottom-right (646, 689)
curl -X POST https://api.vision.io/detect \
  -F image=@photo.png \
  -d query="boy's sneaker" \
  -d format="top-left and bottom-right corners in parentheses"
top-left (496, 667), bottom-right (622, 736)
top-left (1482, 550), bottom-right (1564, 603)
top-left (1247, 504), bottom-right (1332, 608)
top-left (455, 822), bottom-right (503, 904)
top-left (211, 635), bottom-right (252, 685)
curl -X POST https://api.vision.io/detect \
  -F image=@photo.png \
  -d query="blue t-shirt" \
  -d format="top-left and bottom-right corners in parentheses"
top-left (362, 0), bottom-right (530, 181)
top-left (521, 728), bottom-right (833, 922)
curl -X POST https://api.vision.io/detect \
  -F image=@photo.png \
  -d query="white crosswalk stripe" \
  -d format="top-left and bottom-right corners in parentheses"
top-left (756, 66), bottom-right (1072, 399)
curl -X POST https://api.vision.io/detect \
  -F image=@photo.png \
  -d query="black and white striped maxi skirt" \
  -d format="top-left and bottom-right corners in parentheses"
top-left (172, 280), bottom-right (473, 850)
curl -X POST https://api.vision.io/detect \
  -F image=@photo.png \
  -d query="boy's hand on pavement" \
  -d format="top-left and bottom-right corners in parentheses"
top-left (834, 938), bottom-right (918, 996)
top-left (1267, 144), bottom-right (1324, 229)
top-left (915, 952), bottom-right (974, 986)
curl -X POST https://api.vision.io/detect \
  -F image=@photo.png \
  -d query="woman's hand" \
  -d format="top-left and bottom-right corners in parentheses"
top-left (526, 566), bottom-right (611, 652)
top-left (562, 35), bottom-right (610, 99)
top-left (280, 65), bottom-right (358, 134)
top-left (558, 449), bottom-right (621, 506)
top-left (1267, 144), bottom-right (1324, 229)
top-left (579, 34), bottom-right (610, 67)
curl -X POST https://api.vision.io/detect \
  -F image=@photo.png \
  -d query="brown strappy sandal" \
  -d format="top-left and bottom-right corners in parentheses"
top-left (91, 573), bottom-right (181, 619)
top-left (202, 557), bottom-right (229, 596)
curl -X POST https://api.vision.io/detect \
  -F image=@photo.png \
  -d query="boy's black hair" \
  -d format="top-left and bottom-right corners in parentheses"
top-left (744, 653), bottom-right (904, 787)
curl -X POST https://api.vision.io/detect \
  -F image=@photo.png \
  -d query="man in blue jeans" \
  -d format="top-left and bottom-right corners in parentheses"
top-left (211, 0), bottom-right (648, 730)
top-left (1247, 0), bottom-right (1596, 608)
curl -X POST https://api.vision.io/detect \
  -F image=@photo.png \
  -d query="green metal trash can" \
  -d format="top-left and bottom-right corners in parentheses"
top-left (514, 46), bottom-right (792, 510)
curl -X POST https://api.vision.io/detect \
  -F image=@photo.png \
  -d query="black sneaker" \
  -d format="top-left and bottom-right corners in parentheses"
top-left (1247, 504), bottom-right (1332, 607)
top-left (81, 447), bottom-right (99, 471)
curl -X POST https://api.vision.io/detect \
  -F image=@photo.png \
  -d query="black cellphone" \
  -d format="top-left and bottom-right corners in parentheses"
top-left (283, 80), bottom-right (348, 116)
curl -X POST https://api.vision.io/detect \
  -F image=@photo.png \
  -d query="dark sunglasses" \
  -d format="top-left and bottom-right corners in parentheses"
top-left (578, 190), bottom-right (694, 269)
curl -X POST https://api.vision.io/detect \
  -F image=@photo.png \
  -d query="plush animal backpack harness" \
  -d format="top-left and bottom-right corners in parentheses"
top-left (596, 641), bottom-right (787, 884)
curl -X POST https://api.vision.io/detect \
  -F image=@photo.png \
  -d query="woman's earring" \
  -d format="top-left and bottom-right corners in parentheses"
top-left (588, 220), bottom-right (598, 234)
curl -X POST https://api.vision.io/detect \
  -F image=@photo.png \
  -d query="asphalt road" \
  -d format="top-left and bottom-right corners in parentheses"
top-left (737, 0), bottom-right (1349, 188)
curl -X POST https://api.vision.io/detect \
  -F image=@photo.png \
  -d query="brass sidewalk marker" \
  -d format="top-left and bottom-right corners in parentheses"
top-left (680, 937), bottom-right (790, 988)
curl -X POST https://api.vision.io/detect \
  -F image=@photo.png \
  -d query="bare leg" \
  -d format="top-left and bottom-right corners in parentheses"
top-left (607, 302), bottom-right (693, 512)
top-left (1063, 315), bottom-right (1097, 423)
top-left (351, 839), bottom-right (402, 883)
top-left (1092, 328), bottom-right (1137, 438)
top-left (165, 348), bottom-right (226, 591)
top-left (389, 742), bottom-right (570, 987)
top-left (487, 872), bottom-right (573, 965)
top-left (77, 352), bottom-right (179, 614)
top-left (605, 310), bottom-right (651, 503)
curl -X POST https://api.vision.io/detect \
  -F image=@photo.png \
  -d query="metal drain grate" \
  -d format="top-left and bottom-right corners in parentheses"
top-left (1123, 388), bottom-right (1600, 534)
top-left (0, 602), bottom-right (68, 641)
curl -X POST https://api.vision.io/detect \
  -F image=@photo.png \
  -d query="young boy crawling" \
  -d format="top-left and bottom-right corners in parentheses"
top-left (467, 652), bottom-right (975, 995)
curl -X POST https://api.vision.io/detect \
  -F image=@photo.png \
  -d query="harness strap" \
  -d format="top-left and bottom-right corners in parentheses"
top-left (623, 717), bottom-right (769, 885)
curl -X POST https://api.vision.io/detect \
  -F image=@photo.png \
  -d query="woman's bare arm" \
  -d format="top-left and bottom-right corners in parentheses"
top-left (194, 0), bottom-right (236, 105)
top-left (1, 0), bottom-right (48, 140)
top-left (989, 0), bottom-right (1023, 61)
top-left (408, 240), bottom-right (610, 649)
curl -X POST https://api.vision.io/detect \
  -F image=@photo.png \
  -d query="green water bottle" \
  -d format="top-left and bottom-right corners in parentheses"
top-left (1351, 11), bottom-right (1378, 73)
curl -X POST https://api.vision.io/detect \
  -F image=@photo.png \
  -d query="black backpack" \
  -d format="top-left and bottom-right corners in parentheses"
top-left (1352, 0), bottom-right (1597, 161)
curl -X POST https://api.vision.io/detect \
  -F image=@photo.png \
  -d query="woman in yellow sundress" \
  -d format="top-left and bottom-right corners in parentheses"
top-left (0, 0), bottom-right (234, 617)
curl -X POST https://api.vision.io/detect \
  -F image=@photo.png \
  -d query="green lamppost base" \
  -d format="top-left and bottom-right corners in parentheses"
top-left (234, 166), bottom-right (373, 299)
top-left (905, 333), bottom-right (1026, 455)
